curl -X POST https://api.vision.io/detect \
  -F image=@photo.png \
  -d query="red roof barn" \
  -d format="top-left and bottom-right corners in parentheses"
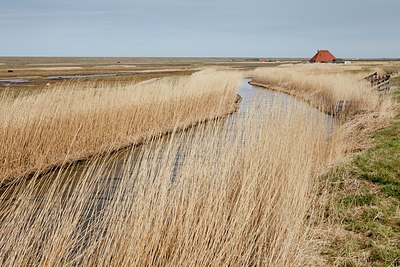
top-left (309, 50), bottom-right (336, 63)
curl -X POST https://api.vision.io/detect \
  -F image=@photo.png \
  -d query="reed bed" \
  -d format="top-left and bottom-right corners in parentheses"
top-left (252, 65), bottom-right (397, 157)
top-left (0, 70), bottom-right (241, 184)
top-left (251, 65), bottom-right (398, 266)
top-left (0, 94), bottom-right (330, 266)
top-left (251, 64), bottom-right (394, 118)
top-left (0, 67), bottom-right (396, 266)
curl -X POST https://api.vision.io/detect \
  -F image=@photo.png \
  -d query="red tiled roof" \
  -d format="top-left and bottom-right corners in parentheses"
top-left (310, 50), bottom-right (336, 63)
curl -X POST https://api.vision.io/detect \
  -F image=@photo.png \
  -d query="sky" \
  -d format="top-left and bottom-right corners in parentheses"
top-left (1, 0), bottom-right (399, 58)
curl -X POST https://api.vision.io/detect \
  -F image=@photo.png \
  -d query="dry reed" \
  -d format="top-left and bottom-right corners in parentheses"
top-left (251, 65), bottom-right (398, 265)
top-left (0, 93), bottom-right (330, 266)
top-left (251, 64), bottom-right (394, 118)
top-left (0, 67), bottom-right (396, 266)
top-left (0, 70), bottom-right (242, 184)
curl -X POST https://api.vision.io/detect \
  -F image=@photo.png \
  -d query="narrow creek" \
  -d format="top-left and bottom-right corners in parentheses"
top-left (0, 78), bottom-right (334, 222)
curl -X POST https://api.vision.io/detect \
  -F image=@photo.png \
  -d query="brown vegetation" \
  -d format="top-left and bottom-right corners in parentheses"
top-left (251, 64), bottom-right (394, 119)
top-left (251, 64), bottom-right (398, 266)
top-left (0, 64), bottom-right (397, 266)
top-left (0, 70), bottom-right (241, 184)
top-left (0, 94), bottom-right (330, 266)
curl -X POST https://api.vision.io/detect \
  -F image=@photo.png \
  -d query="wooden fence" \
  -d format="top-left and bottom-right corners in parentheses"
top-left (365, 72), bottom-right (392, 91)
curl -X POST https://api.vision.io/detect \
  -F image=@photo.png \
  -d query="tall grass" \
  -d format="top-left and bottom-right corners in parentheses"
top-left (251, 65), bottom-right (394, 118)
top-left (0, 70), bottom-right (241, 184)
top-left (0, 66), bottom-right (396, 266)
top-left (251, 65), bottom-right (398, 265)
top-left (0, 94), bottom-right (330, 266)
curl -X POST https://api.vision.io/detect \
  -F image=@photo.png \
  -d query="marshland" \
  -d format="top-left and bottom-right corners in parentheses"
top-left (0, 57), bottom-right (399, 266)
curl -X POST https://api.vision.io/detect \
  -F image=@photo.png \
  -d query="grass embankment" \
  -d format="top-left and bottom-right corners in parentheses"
top-left (390, 76), bottom-right (400, 84)
top-left (251, 65), bottom-right (391, 119)
top-left (382, 65), bottom-right (400, 75)
top-left (252, 64), bottom-right (398, 266)
top-left (0, 70), bottom-right (241, 184)
top-left (322, 94), bottom-right (400, 266)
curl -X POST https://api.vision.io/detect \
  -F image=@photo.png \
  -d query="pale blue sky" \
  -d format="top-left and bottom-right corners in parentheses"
top-left (1, 0), bottom-right (399, 58)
